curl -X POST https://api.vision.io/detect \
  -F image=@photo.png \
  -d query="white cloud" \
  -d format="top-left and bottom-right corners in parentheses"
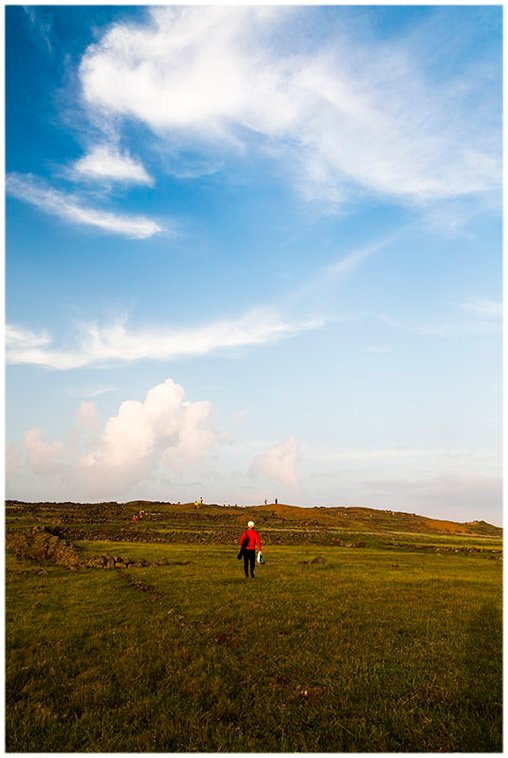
top-left (251, 437), bottom-right (304, 489)
top-left (19, 379), bottom-right (218, 499)
top-left (5, 324), bottom-right (52, 349)
top-left (78, 6), bottom-right (500, 208)
top-left (72, 145), bottom-right (153, 186)
top-left (6, 308), bottom-right (322, 370)
top-left (6, 173), bottom-right (162, 239)
top-left (5, 322), bottom-right (93, 370)
top-left (81, 379), bottom-right (217, 478)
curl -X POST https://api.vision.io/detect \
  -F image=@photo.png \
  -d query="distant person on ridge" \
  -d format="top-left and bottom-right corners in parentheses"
top-left (238, 520), bottom-right (262, 579)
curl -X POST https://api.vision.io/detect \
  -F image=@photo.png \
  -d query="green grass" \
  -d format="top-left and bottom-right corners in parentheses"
top-left (6, 544), bottom-right (502, 752)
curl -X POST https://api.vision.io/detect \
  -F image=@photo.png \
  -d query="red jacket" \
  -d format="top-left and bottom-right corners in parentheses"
top-left (239, 528), bottom-right (262, 551)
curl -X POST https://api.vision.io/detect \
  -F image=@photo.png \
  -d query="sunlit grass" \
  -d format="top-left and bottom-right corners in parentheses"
top-left (6, 545), bottom-right (502, 752)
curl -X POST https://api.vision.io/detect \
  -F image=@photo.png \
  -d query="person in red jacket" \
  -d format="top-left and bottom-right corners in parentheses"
top-left (239, 520), bottom-right (262, 579)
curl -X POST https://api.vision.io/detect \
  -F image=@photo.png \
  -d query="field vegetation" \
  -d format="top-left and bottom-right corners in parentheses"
top-left (5, 501), bottom-right (502, 752)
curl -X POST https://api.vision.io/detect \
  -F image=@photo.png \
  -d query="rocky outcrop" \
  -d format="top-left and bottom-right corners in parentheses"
top-left (6, 526), bottom-right (166, 570)
top-left (6, 526), bottom-right (83, 568)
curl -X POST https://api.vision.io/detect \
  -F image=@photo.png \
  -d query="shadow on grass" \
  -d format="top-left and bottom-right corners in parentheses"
top-left (461, 602), bottom-right (502, 752)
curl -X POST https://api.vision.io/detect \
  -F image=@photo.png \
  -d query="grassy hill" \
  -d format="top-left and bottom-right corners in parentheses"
top-left (6, 499), bottom-right (501, 533)
top-left (5, 499), bottom-right (502, 557)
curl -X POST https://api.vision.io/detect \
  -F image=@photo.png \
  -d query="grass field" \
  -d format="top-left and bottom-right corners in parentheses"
top-left (6, 542), bottom-right (502, 752)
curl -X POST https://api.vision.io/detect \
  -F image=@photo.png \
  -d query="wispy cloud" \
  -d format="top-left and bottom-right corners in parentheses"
top-left (6, 308), bottom-right (323, 370)
top-left (78, 6), bottom-right (500, 210)
top-left (6, 324), bottom-right (52, 349)
top-left (284, 231), bottom-right (402, 311)
top-left (302, 443), bottom-right (501, 523)
top-left (459, 298), bottom-right (502, 320)
top-left (67, 386), bottom-right (118, 399)
top-left (6, 173), bottom-right (162, 239)
top-left (310, 445), bottom-right (500, 464)
top-left (375, 304), bottom-right (502, 338)
top-left (24, 7), bottom-right (53, 53)
top-left (71, 145), bottom-right (154, 186)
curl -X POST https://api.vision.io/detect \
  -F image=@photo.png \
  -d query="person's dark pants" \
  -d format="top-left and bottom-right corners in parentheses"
top-left (243, 549), bottom-right (255, 577)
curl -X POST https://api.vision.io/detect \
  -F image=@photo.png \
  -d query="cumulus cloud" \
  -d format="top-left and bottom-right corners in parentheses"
top-left (6, 308), bottom-right (322, 370)
top-left (20, 378), bottom-right (218, 499)
top-left (72, 145), bottom-right (153, 186)
top-left (76, 401), bottom-right (100, 429)
top-left (6, 173), bottom-right (162, 239)
top-left (81, 379), bottom-right (217, 479)
top-left (78, 6), bottom-right (500, 207)
top-left (24, 429), bottom-right (66, 475)
top-left (251, 437), bottom-right (304, 489)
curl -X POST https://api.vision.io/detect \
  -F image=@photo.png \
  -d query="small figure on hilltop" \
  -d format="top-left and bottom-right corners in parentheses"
top-left (275, 498), bottom-right (278, 505)
top-left (200, 496), bottom-right (203, 504)
top-left (132, 514), bottom-right (138, 522)
top-left (138, 510), bottom-right (144, 520)
top-left (238, 520), bottom-right (262, 579)
top-left (264, 499), bottom-right (267, 505)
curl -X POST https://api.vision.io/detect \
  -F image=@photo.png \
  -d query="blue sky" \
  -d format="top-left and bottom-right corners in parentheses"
top-left (5, 5), bottom-right (502, 525)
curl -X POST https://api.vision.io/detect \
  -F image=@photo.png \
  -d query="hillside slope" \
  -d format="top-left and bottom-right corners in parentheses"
top-left (6, 499), bottom-right (501, 537)
top-left (201, 502), bottom-right (501, 537)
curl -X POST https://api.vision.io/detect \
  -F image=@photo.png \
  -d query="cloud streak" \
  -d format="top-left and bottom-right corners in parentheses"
top-left (6, 173), bottom-right (162, 239)
top-left (459, 298), bottom-right (502, 320)
top-left (375, 305), bottom-right (502, 338)
top-left (24, 7), bottom-right (53, 53)
top-left (285, 232), bottom-right (403, 311)
top-left (71, 145), bottom-right (154, 186)
top-left (78, 6), bottom-right (500, 209)
top-left (6, 308), bottom-right (323, 370)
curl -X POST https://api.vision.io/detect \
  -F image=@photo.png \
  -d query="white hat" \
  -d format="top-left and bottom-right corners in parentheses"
top-left (247, 520), bottom-right (255, 528)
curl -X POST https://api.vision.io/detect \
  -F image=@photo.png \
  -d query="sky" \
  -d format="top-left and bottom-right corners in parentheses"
top-left (5, 4), bottom-right (503, 525)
